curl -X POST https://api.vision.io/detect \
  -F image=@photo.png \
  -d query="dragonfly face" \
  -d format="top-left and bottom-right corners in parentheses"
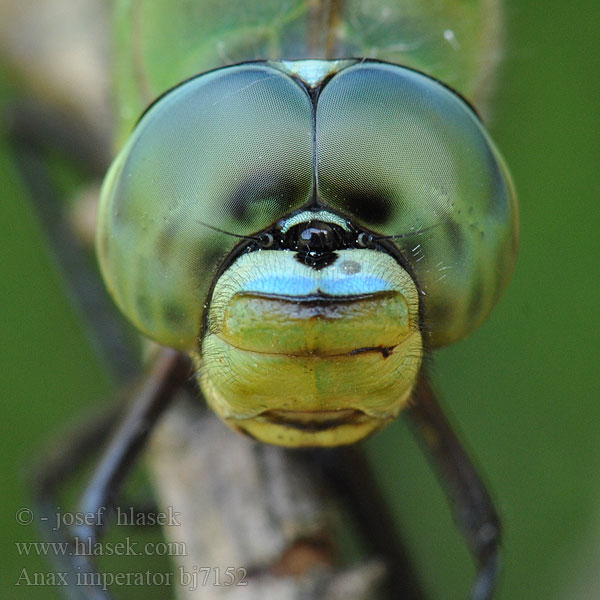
top-left (97, 59), bottom-right (518, 446)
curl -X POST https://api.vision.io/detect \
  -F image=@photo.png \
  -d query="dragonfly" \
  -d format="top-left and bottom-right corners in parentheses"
top-left (32, 1), bottom-right (519, 599)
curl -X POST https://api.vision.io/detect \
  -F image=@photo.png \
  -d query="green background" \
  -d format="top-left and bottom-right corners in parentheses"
top-left (1, 1), bottom-right (599, 599)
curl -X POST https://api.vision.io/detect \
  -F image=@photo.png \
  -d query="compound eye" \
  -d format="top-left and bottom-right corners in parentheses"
top-left (315, 62), bottom-right (518, 347)
top-left (96, 64), bottom-right (314, 350)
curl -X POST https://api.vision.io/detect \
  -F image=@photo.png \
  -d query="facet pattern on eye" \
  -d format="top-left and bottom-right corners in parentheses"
top-left (315, 63), bottom-right (518, 346)
top-left (114, 64), bottom-right (314, 234)
top-left (97, 64), bottom-right (314, 349)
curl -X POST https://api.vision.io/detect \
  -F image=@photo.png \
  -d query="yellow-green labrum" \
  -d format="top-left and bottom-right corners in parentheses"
top-left (197, 249), bottom-right (422, 446)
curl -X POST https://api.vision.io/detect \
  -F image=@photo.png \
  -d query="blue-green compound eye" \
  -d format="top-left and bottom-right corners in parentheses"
top-left (315, 63), bottom-right (518, 346)
top-left (97, 59), bottom-right (518, 352)
top-left (97, 64), bottom-right (314, 348)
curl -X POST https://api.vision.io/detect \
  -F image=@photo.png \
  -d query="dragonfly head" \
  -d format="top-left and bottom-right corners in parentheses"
top-left (196, 210), bottom-right (423, 446)
top-left (96, 60), bottom-right (517, 446)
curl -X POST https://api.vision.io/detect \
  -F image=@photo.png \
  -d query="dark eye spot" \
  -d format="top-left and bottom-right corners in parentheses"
top-left (136, 293), bottom-right (152, 322)
top-left (163, 302), bottom-right (186, 328)
top-left (190, 243), bottom-right (226, 281)
top-left (444, 218), bottom-right (465, 260)
top-left (157, 221), bottom-right (182, 266)
top-left (228, 173), bottom-right (302, 224)
top-left (343, 192), bottom-right (392, 225)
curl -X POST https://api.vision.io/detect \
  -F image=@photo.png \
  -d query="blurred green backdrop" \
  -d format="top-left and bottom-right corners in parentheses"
top-left (1, 1), bottom-right (599, 599)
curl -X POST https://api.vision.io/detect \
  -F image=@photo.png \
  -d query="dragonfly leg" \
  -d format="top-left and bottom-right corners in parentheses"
top-left (32, 348), bottom-right (189, 600)
top-left (407, 377), bottom-right (501, 600)
top-left (308, 446), bottom-right (427, 600)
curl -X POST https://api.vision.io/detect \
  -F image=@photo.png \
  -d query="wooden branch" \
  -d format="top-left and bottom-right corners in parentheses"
top-left (147, 398), bottom-right (388, 600)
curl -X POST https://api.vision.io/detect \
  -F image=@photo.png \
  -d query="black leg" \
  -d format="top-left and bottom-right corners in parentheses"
top-left (76, 348), bottom-right (188, 529)
top-left (33, 348), bottom-right (190, 599)
top-left (407, 377), bottom-right (501, 600)
top-left (308, 446), bottom-right (427, 600)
